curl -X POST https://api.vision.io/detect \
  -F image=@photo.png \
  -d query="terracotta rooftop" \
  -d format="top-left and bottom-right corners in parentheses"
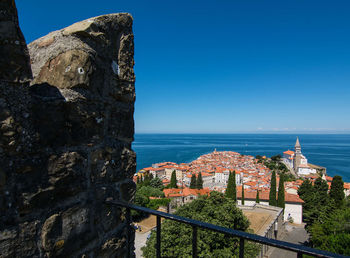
top-left (236, 190), bottom-right (304, 204)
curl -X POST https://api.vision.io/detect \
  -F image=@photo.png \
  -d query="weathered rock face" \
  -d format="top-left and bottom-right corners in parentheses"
top-left (0, 0), bottom-right (32, 82)
top-left (0, 1), bottom-right (136, 257)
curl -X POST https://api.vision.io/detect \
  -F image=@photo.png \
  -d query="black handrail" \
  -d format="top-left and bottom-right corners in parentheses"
top-left (106, 200), bottom-right (345, 258)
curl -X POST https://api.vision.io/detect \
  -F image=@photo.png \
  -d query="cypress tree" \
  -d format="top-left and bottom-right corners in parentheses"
top-left (190, 174), bottom-right (197, 189)
top-left (329, 175), bottom-right (345, 208)
top-left (196, 172), bottom-right (203, 189)
top-left (233, 171), bottom-right (237, 202)
top-left (137, 176), bottom-right (140, 184)
top-left (170, 170), bottom-right (178, 188)
top-left (140, 174), bottom-right (144, 186)
top-left (277, 175), bottom-right (285, 209)
top-left (143, 173), bottom-right (150, 186)
top-left (242, 182), bottom-right (245, 205)
top-left (269, 170), bottom-right (277, 206)
top-left (314, 177), bottom-right (329, 205)
top-left (225, 172), bottom-right (234, 198)
top-left (256, 190), bottom-right (260, 204)
top-left (297, 179), bottom-right (313, 199)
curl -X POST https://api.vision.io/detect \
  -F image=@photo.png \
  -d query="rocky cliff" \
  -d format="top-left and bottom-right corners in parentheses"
top-left (0, 1), bottom-right (136, 257)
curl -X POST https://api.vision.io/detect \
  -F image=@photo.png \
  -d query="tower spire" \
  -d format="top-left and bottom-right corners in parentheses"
top-left (295, 137), bottom-right (301, 148)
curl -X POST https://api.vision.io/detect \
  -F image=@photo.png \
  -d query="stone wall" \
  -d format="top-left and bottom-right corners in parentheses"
top-left (0, 1), bottom-right (136, 257)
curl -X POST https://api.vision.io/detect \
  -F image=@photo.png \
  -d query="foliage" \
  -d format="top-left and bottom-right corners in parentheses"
top-left (277, 174), bottom-right (285, 209)
top-left (269, 170), bottom-right (277, 206)
top-left (138, 173), bottom-right (154, 187)
top-left (137, 186), bottom-right (164, 198)
top-left (225, 171), bottom-right (236, 201)
top-left (309, 206), bottom-right (350, 255)
top-left (170, 170), bottom-right (178, 188)
top-left (143, 173), bottom-right (152, 186)
top-left (263, 156), bottom-right (289, 175)
top-left (242, 182), bottom-right (245, 205)
top-left (149, 177), bottom-right (164, 190)
top-left (298, 176), bottom-right (350, 255)
top-left (133, 178), bottom-right (167, 221)
top-left (132, 191), bottom-right (150, 221)
top-left (134, 191), bottom-right (150, 207)
top-left (256, 190), bottom-right (260, 204)
top-left (298, 178), bottom-right (335, 230)
top-left (147, 198), bottom-right (171, 210)
top-left (142, 192), bottom-right (260, 257)
top-left (329, 175), bottom-right (345, 208)
top-left (314, 177), bottom-right (329, 204)
top-left (196, 172), bottom-right (203, 189)
top-left (280, 171), bottom-right (296, 182)
top-left (297, 179), bottom-right (313, 199)
top-left (190, 174), bottom-right (197, 189)
top-left (271, 154), bottom-right (282, 161)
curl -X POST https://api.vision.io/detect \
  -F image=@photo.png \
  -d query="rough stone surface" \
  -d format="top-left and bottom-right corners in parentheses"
top-left (0, 1), bottom-right (136, 257)
top-left (0, 0), bottom-right (32, 82)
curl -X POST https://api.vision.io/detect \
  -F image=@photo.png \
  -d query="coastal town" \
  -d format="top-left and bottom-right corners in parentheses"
top-left (135, 138), bottom-right (350, 225)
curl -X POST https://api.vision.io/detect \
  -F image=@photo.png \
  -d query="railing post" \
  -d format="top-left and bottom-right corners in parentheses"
top-left (239, 237), bottom-right (244, 258)
top-left (297, 252), bottom-right (303, 258)
top-left (157, 215), bottom-right (161, 258)
top-left (192, 225), bottom-right (198, 258)
top-left (126, 207), bottom-right (132, 258)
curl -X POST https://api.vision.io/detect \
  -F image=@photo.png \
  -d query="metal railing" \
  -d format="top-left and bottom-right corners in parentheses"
top-left (106, 200), bottom-right (345, 258)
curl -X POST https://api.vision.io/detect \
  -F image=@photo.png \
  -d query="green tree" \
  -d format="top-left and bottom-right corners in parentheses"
top-left (242, 182), bottom-right (245, 205)
top-left (132, 191), bottom-right (150, 221)
top-left (310, 206), bottom-right (350, 255)
top-left (256, 190), bottom-right (260, 204)
top-left (136, 176), bottom-right (140, 184)
top-left (269, 170), bottom-right (277, 206)
top-left (196, 172), bottom-right (203, 189)
top-left (170, 170), bottom-right (178, 188)
top-left (314, 177), bottom-right (329, 205)
top-left (149, 177), bottom-right (164, 190)
top-left (138, 186), bottom-right (164, 198)
top-left (143, 173), bottom-right (151, 186)
top-left (190, 174), bottom-right (197, 189)
top-left (271, 154), bottom-right (282, 161)
top-left (298, 178), bottom-right (334, 230)
top-left (298, 179), bottom-right (313, 200)
top-left (277, 174), bottom-right (285, 209)
top-left (232, 171), bottom-right (237, 201)
top-left (225, 171), bottom-right (235, 199)
top-left (140, 174), bottom-right (143, 185)
top-left (142, 192), bottom-right (260, 257)
top-left (329, 175), bottom-right (345, 208)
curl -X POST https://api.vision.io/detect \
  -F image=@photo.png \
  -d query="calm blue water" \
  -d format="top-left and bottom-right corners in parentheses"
top-left (132, 134), bottom-right (350, 182)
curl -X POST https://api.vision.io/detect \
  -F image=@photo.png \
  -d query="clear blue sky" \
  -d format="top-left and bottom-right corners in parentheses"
top-left (17, 0), bottom-right (350, 133)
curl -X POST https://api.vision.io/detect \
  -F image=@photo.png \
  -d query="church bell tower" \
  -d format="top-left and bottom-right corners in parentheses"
top-left (293, 137), bottom-right (301, 173)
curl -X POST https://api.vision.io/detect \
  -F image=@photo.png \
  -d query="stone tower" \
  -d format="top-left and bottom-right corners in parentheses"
top-left (293, 137), bottom-right (301, 173)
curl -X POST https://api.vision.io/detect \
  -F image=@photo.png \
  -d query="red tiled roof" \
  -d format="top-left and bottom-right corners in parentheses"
top-left (283, 150), bottom-right (294, 155)
top-left (236, 190), bottom-right (304, 204)
top-left (163, 187), bottom-right (210, 198)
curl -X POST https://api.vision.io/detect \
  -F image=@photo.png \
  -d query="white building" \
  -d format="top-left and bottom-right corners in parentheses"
top-left (214, 168), bottom-right (241, 186)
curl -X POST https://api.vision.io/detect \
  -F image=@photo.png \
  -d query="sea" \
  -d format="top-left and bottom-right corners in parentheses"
top-left (132, 134), bottom-right (350, 182)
